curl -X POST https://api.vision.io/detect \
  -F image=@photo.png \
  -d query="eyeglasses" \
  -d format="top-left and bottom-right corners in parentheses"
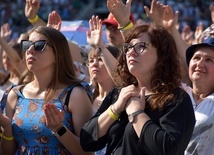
top-left (122, 42), bottom-right (153, 55)
top-left (86, 56), bottom-right (103, 67)
top-left (21, 40), bottom-right (53, 52)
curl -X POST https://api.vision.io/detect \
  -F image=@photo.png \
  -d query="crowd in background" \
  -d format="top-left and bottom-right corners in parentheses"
top-left (0, 0), bottom-right (212, 42)
top-left (0, 0), bottom-right (214, 154)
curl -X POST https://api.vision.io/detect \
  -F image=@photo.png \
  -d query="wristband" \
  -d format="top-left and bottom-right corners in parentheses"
top-left (2, 133), bottom-right (14, 141)
top-left (111, 104), bottom-right (120, 116)
top-left (118, 21), bottom-right (134, 32)
top-left (28, 15), bottom-right (39, 23)
top-left (107, 105), bottom-right (119, 120)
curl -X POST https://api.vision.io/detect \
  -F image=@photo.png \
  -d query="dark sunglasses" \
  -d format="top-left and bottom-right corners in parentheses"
top-left (21, 40), bottom-right (53, 52)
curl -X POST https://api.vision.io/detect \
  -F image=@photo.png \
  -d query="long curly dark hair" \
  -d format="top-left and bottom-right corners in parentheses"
top-left (114, 24), bottom-right (181, 110)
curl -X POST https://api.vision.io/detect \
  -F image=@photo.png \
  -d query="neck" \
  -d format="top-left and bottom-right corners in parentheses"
top-left (137, 81), bottom-right (153, 95)
top-left (192, 83), bottom-right (213, 99)
top-left (98, 79), bottom-right (114, 99)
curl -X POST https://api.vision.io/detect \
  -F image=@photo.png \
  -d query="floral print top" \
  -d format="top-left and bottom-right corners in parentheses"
top-left (11, 82), bottom-right (91, 155)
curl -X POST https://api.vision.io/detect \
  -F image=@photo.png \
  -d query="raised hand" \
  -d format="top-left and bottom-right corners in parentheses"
top-left (162, 5), bottom-right (179, 30)
top-left (0, 23), bottom-right (12, 40)
top-left (193, 22), bottom-right (204, 44)
top-left (209, 5), bottom-right (214, 23)
top-left (181, 25), bottom-right (193, 44)
top-left (47, 11), bottom-right (62, 31)
top-left (87, 15), bottom-right (104, 48)
top-left (107, 0), bottom-right (132, 27)
top-left (144, 0), bottom-right (165, 26)
top-left (25, 0), bottom-right (40, 19)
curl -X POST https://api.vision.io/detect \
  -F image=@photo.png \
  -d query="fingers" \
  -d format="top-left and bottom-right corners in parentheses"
top-left (44, 104), bottom-right (64, 129)
top-left (139, 87), bottom-right (145, 102)
top-left (144, 6), bottom-right (150, 18)
top-left (90, 16), bottom-right (100, 30)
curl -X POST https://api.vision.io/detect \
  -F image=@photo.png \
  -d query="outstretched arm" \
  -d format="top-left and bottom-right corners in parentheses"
top-left (144, 1), bottom-right (191, 85)
top-left (107, 0), bottom-right (134, 39)
top-left (210, 5), bottom-right (214, 23)
top-left (25, 0), bottom-right (46, 26)
top-left (41, 9), bottom-right (83, 63)
top-left (87, 15), bottom-right (117, 80)
top-left (0, 23), bottom-right (26, 75)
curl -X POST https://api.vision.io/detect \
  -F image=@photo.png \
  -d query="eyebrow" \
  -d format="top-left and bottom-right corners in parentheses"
top-left (193, 53), bottom-right (214, 59)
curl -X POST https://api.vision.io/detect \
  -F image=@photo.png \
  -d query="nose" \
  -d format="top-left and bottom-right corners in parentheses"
top-left (126, 47), bottom-right (137, 56)
top-left (26, 45), bottom-right (35, 54)
top-left (107, 29), bottom-right (115, 38)
top-left (91, 60), bottom-right (99, 67)
top-left (196, 58), bottom-right (205, 68)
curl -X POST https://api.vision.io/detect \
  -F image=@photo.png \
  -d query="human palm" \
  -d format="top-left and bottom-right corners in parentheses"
top-left (0, 23), bottom-right (12, 40)
top-left (87, 16), bottom-right (103, 47)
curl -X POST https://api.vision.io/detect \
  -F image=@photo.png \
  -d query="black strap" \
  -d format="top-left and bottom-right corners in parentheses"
top-left (64, 89), bottom-right (72, 107)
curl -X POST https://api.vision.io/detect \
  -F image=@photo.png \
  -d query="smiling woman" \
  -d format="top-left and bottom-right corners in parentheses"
top-left (183, 37), bottom-right (214, 155)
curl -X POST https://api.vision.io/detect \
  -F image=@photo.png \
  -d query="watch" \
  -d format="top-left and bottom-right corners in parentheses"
top-left (128, 110), bottom-right (144, 123)
top-left (52, 125), bottom-right (67, 137)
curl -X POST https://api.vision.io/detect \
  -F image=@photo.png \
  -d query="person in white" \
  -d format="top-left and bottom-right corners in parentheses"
top-left (183, 37), bottom-right (214, 155)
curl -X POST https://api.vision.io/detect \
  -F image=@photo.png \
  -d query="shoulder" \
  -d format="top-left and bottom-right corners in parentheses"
top-left (165, 87), bottom-right (193, 110)
top-left (69, 82), bottom-right (92, 102)
top-left (75, 81), bottom-right (92, 100)
top-left (7, 85), bottom-right (23, 99)
top-left (68, 84), bottom-right (93, 113)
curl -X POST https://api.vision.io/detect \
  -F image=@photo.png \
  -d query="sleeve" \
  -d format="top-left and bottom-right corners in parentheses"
top-left (138, 90), bottom-right (195, 155)
top-left (80, 88), bottom-right (120, 152)
top-left (80, 116), bottom-right (108, 151)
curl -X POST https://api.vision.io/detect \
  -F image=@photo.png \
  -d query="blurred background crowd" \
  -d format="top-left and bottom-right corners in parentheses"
top-left (0, 0), bottom-right (213, 42)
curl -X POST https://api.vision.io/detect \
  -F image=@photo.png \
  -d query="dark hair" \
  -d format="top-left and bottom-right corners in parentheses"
top-left (27, 26), bottom-right (80, 102)
top-left (115, 24), bottom-right (181, 110)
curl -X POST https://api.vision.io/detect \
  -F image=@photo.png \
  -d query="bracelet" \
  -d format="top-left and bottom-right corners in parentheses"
top-left (28, 15), bottom-right (39, 23)
top-left (111, 104), bottom-right (120, 116)
top-left (118, 21), bottom-right (134, 32)
top-left (2, 133), bottom-right (14, 141)
top-left (94, 46), bottom-right (106, 53)
top-left (107, 105), bottom-right (119, 120)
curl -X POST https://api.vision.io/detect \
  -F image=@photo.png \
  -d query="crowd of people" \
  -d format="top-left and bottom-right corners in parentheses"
top-left (0, 0), bottom-right (212, 42)
top-left (0, 0), bottom-right (213, 154)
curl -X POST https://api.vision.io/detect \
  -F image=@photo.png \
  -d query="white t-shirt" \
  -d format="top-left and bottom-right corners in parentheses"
top-left (182, 84), bottom-right (214, 155)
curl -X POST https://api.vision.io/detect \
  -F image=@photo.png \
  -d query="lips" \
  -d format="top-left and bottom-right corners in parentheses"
top-left (194, 68), bottom-right (206, 74)
top-left (128, 58), bottom-right (137, 64)
top-left (26, 56), bottom-right (36, 62)
top-left (91, 69), bottom-right (99, 74)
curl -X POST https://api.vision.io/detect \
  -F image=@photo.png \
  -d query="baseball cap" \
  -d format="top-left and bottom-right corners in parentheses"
top-left (102, 13), bottom-right (135, 27)
top-left (186, 37), bottom-right (214, 66)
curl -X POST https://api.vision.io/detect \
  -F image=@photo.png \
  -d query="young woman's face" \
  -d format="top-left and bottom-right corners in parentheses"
top-left (189, 47), bottom-right (214, 88)
top-left (24, 32), bottom-right (55, 73)
top-left (125, 33), bottom-right (157, 80)
top-left (2, 51), bottom-right (14, 72)
top-left (87, 53), bottom-right (111, 83)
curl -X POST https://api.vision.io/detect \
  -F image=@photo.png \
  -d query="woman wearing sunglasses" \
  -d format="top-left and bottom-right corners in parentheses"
top-left (80, 21), bottom-right (196, 155)
top-left (0, 26), bottom-right (94, 155)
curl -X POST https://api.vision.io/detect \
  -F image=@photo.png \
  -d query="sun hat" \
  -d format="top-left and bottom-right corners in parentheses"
top-left (186, 37), bottom-right (214, 66)
top-left (102, 13), bottom-right (135, 27)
